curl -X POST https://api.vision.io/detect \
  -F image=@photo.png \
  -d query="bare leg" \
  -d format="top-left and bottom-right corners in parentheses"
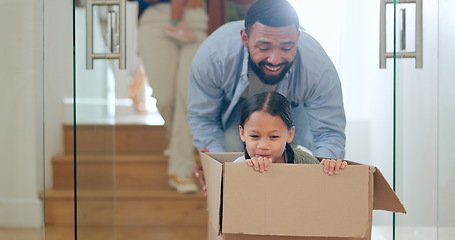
top-left (170, 0), bottom-right (187, 22)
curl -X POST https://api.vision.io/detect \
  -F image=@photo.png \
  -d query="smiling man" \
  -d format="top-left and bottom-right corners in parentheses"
top-left (188, 0), bottom-right (346, 161)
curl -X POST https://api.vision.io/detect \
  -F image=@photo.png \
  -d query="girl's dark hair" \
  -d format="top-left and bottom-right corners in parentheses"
top-left (244, 0), bottom-right (300, 35)
top-left (240, 91), bottom-right (295, 163)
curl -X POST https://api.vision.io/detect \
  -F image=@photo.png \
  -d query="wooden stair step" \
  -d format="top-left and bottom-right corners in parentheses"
top-left (40, 189), bottom-right (207, 227)
top-left (63, 124), bottom-right (168, 154)
top-left (75, 226), bottom-right (207, 240)
top-left (52, 154), bottom-right (170, 189)
top-left (7, 226), bottom-right (208, 240)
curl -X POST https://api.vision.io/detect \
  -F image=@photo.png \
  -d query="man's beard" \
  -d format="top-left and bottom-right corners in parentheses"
top-left (248, 53), bottom-right (293, 85)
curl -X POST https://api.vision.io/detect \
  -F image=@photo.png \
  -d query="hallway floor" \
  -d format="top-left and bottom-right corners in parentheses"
top-left (2, 226), bottom-right (455, 240)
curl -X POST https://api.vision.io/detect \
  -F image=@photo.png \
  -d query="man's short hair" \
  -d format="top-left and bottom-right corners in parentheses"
top-left (244, 0), bottom-right (299, 35)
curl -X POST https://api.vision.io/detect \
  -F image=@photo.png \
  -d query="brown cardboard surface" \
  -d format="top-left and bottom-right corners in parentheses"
top-left (372, 168), bottom-right (407, 213)
top-left (223, 234), bottom-right (367, 240)
top-left (201, 152), bottom-right (244, 234)
top-left (200, 152), bottom-right (406, 240)
top-left (209, 223), bottom-right (223, 240)
top-left (222, 163), bottom-right (370, 238)
top-left (346, 160), bottom-right (406, 213)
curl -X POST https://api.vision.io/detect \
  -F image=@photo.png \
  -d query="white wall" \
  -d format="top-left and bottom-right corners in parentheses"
top-left (43, 0), bottom-right (73, 189)
top-left (0, 0), bottom-right (44, 227)
top-left (0, 0), bottom-right (73, 227)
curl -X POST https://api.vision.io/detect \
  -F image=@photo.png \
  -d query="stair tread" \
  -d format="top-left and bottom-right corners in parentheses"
top-left (46, 124), bottom-right (207, 227)
top-left (53, 154), bottom-right (168, 163)
top-left (63, 123), bottom-right (169, 154)
top-left (41, 188), bottom-right (206, 200)
top-left (64, 123), bottom-right (166, 128)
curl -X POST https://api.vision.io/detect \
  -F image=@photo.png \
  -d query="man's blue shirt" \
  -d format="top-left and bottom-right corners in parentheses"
top-left (187, 21), bottom-right (346, 159)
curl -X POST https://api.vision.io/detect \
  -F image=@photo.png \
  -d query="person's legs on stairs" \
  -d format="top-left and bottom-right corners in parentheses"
top-left (167, 7), bottom-right (208, 193)
top-left (167, 42), bottom-right (201, 193)
top-left (138, 4), bottom-right (178, 140)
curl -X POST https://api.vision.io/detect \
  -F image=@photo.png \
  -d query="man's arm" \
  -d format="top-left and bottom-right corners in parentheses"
top-left (305, 68), bottom-right (346, 159)
top-left (187, 47), bottom-right (226, 152)
top-left (290, 31), bottom-right (346, 159)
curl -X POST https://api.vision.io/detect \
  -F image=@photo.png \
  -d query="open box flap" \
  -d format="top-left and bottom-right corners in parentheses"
top-left (372, 168), bottom-right (407, 213)
top-left (343, 160), bottom-right (406, 213)
top-left (222, 163), bottom-right (371, 238)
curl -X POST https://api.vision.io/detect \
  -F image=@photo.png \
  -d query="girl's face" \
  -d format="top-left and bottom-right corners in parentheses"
top-left (239, 110), bottom-right (295, 163)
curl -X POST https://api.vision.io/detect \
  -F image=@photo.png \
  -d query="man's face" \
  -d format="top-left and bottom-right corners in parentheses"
top-left (241, 22), bottom-right (299, 85)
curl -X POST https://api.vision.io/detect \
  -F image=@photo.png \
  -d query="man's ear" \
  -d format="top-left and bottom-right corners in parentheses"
top-left (239, 125), bottom-right (246, 142)
top-left (287, 126), bottom-right (295, 143)
top-left (240, 29), bottom-right (249, 48)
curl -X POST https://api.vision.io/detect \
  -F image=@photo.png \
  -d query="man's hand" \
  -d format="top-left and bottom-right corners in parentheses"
top-left (194, 148), bottom-right (209, 197)
top-left (320, 158), bottom-right (348, 175)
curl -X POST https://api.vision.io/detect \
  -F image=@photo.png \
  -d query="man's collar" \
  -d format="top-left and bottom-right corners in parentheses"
top-left (241, 47), bottom-right (249, 78)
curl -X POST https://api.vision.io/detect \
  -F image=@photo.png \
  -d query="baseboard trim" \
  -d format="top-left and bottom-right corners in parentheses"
top-left (0, 198), bottom-right (43, 227)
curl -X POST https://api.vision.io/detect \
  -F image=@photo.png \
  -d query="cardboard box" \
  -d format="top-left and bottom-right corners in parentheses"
top-left (200, 152), bottom-right (406, 240)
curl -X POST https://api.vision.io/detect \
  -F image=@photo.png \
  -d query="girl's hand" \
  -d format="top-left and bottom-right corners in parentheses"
top-left (245, 156), bottom-right (273, 173)
top-left (320, 158), bottom-right (348, 175)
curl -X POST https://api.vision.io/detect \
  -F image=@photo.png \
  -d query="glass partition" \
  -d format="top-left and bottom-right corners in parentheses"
top-left (394, 0), bottom-right (436, 238)
top-left (394, 0), bottom-right (455, 239)
top-left (74, 0), bottom-right (210, 239)
top-left (288, 1), bottom-right (452, 239)
top-left (437, 1), bottom-right (455, 239)
top-left (75, 2), bottom-right (117, 239)
top-left (288, 1), bottom-right (395, 238)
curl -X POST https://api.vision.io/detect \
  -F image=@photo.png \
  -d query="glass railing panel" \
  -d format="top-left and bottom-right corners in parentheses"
top-left (75, 2), bottom-right (116, 240)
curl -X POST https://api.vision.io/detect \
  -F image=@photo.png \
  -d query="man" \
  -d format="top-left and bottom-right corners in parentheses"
top-left (188, 0), bottom-right (346, 176)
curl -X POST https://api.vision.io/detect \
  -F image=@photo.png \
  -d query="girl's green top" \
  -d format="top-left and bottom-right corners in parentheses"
top-left (291, 148), bottom-right (320, 164)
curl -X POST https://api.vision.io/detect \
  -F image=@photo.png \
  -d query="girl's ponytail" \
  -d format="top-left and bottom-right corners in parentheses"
top-left (285, 143), bottom-right (294, 163)
top-left (243, 142), bottom-right (251, 160)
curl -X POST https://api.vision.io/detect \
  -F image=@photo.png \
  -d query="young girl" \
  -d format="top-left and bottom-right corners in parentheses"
top-left (234, 91), bottom-right (348, 175)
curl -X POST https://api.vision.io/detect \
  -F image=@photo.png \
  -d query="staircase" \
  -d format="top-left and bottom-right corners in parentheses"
top-left (41, 124), bottom-right (208, 240)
